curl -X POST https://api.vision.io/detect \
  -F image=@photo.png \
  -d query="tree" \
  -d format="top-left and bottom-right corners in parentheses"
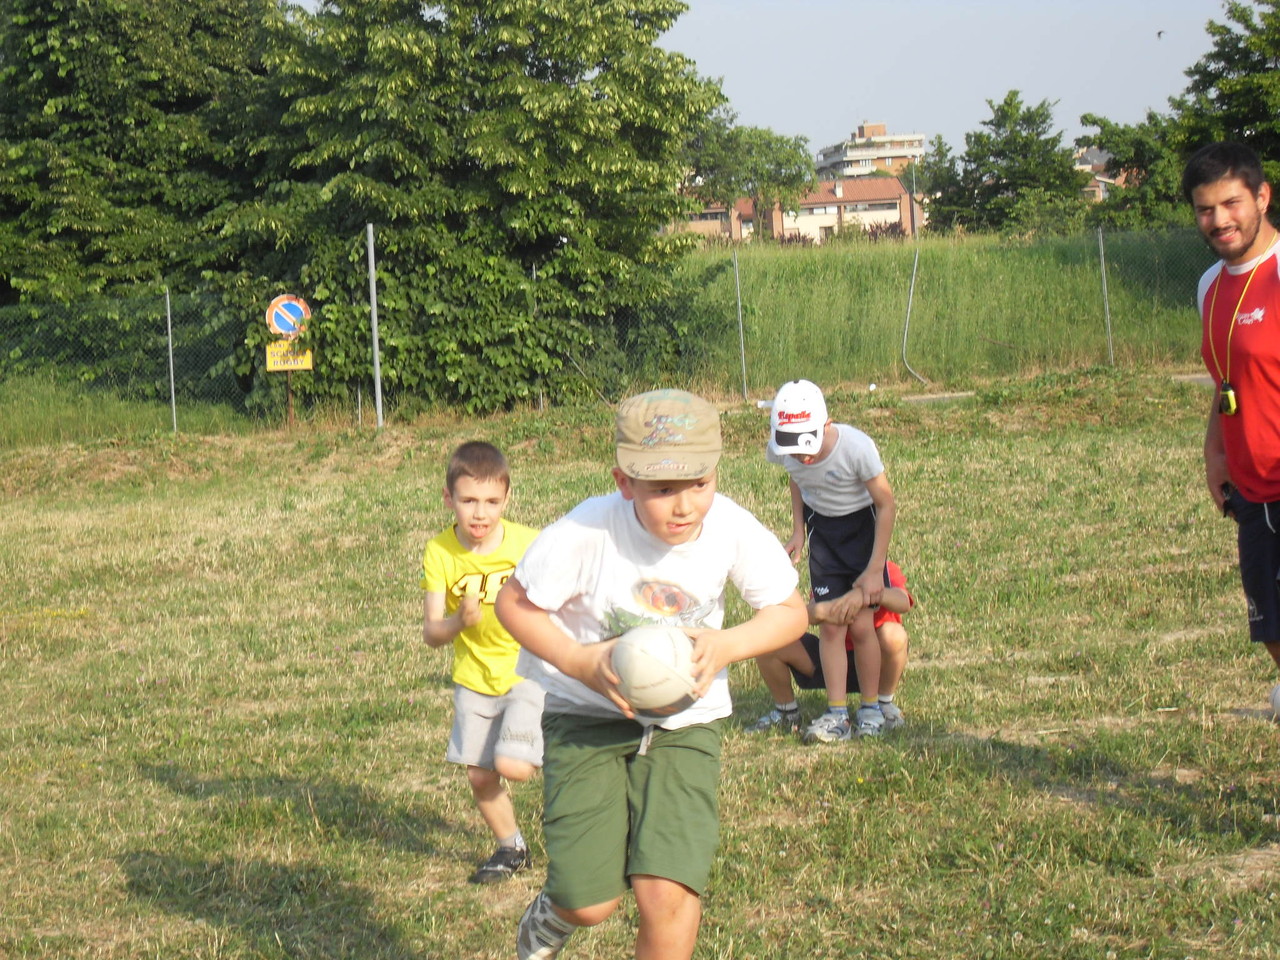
top-left (686, 109), bottom-right (815, 238)
top-left (922, 91), bottom-right (1087, 233)
top-left (728, 126), bottom-right (816, 239)
top-left (0, 0), bottom-right (274, 303)
top-left (217, 0), bottom-right (722, 410)
top-left (915, 135), bottom-right (965, 230)
top-left (1179, 0), bottom-right (1280, 184)
top-left (1078, 111), bottom-right (1191, 229)
top-left (1076, 2), bottom-right (1280, 229)
top-left (0, 0), bottom-right (724, 410)
top-left (962, 91), bottom-right (1088, 231)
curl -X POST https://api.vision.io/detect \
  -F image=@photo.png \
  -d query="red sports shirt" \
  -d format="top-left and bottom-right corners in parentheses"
top-left (1199, 245), bottom-right (1280, 502)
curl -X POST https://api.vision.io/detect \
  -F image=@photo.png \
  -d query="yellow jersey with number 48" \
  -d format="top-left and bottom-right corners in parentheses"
top-left (421, 519), bottom-right (539, 696)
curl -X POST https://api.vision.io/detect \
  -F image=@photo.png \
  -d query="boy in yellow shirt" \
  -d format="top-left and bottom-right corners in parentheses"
top-left (422, 441), bottom-right (541, 883)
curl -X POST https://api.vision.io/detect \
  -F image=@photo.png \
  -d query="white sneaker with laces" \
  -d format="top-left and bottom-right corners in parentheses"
top-left (854, 705), bottom-right (885, 738)
top-left (879, 701), bottom-right (905, 731)
top-left (517, 891), bottom-right (575, 960)
top-left (803, 711), bottom-right (851, 743)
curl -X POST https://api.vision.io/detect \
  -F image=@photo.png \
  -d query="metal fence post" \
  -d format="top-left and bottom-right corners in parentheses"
top-left (164, 287), bottom-right (178, 433)
top-left (366, 223), bottom-right (385, 429)
top-left (733, 247), bottom-right (747, 399)
top-left (1097, 226), bottom-right (1115, 366)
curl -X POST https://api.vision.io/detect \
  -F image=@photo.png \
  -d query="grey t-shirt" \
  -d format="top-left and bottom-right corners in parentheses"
top-left (766, 423), bottom-right (884, 516)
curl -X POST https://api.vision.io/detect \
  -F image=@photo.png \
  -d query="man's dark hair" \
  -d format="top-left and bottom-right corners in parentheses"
top-left (446, 441), bottom-right (510, 494)
top-left (1182, 141), bottom-right (1266, 202)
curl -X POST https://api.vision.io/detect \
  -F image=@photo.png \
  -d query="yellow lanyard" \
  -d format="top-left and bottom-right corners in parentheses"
top-left (1206, 258), bottom-right (1265, 384)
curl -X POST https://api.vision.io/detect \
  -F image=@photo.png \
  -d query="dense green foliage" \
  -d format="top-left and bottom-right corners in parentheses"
top-left (1181, 0), bottom-right (1280, 177)
top-left (9, 1), bottom-right (1280, 412)
top-left (1078, 110), bottom-right (1192, 229)
top-left (0, 0), bottom-right (722, 412)
top-left (685, 106), bottom-right (816, 236)
top-left (921, 91), bottom-right (1089, 234)
top-left (0, 0), bottom-right (272, 300)
top-left (231, 0), bottom-right (723, 411)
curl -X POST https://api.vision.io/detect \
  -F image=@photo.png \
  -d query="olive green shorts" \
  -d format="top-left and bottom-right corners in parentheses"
top-left (540, 712), bottom-right (724, 910)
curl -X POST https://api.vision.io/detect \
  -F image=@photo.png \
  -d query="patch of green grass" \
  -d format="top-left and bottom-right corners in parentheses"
top-left (676, 231), bottom-right (1213, 396)
top-left (0, 373), bottom-right (252, 448)
top-left (2, 369), bottom-right (1278, 959)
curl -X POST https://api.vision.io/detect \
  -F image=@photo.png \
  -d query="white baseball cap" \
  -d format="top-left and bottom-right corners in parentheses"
top-left (768, 379), bottom-right (828, 456)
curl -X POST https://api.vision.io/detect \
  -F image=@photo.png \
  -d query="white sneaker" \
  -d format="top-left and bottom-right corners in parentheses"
top-left (854, 705), bottom-right (885, 738)
top-left (878, 701), bottom-right (905, 731)
top-left (802, 711), bottom-right (851, 743)
top-left (517, 891), bottom-right (575, 960)
top-left (1269, 683), bottom-right (1280, 722)
top-left (749, 707), bottom-right (802, 734)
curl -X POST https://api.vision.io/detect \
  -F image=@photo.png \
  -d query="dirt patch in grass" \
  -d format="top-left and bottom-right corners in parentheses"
top-left (1162, 843), bottom-right (1280, 893)
top-left (1149, 765), bottom-right (1204, 785)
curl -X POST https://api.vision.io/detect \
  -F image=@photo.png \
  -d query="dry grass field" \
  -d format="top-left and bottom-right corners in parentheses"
top-left (2, 367), bottom-right (1277, 959)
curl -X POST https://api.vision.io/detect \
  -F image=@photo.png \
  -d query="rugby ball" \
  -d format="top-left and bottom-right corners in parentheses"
top-left (612, 624), bottom-right (697, 718)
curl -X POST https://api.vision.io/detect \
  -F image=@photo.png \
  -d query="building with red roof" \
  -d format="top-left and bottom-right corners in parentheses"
top-left (675, 176), bottom-right (923, 244)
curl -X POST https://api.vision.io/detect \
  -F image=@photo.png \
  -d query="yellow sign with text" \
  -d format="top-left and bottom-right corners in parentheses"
top-left (266, 341), bottom-right (314, 372)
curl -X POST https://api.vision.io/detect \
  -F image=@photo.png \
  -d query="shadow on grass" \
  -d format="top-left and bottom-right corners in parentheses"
top-left (923, 732), bottom-right (1279, 843)
top-left (121, 851), bottom-right (416, 959)
top-left (140, 763), bottom-right (450, 855)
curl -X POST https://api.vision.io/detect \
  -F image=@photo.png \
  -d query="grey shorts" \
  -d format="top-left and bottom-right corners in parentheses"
top-left (447, 680), bottom-right (545, 769)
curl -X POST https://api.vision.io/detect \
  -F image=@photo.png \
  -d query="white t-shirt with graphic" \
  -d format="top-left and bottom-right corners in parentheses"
top-left (513, 490), bottom-right (798, 729)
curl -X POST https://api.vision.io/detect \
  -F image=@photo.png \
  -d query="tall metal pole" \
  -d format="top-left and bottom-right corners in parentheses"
top-left (733, 247), bottom-right (748, 399)
top-left (901, 165), bottom-right (929, 385)
top-left (165, 287), bottom-right (178, 433)
top-left (366, 223), bottom-right (385, 428)
top-left (1097, 226), bottom-right (1115, 366)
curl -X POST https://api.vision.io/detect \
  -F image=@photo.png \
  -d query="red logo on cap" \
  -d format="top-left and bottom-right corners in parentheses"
top-left (777, 411), bottom-right (812, 425)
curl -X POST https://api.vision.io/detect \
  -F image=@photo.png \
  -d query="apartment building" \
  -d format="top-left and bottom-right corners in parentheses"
top-left (815, 123), bottom-right (926, 180)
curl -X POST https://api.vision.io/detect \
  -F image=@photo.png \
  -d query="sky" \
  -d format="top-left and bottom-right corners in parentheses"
top-left (292, 0), bottom-right (1227, 157)
top-left (659, 0), bottom-right (1224, 154)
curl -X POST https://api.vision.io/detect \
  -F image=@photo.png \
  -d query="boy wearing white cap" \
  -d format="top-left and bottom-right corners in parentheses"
top-left (764, 379), bottom-right (898, 741)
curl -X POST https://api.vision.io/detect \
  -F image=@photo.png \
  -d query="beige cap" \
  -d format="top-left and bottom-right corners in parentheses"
top-left (615, 390), bottom-right (721, 480)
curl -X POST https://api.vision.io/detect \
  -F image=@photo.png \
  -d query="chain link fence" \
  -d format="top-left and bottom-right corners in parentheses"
top-left (0, 290), bottom-right (246, 409)
top-left (0, 226), bottom-right (1218, 433)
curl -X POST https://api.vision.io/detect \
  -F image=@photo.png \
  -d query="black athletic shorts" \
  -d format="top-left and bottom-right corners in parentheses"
top-left (789, 632), bottom-right (860, 694)
top-left (1226, 487), bottom-right (1280, 645)
top-left (805, 504), bottom-right (890, 601)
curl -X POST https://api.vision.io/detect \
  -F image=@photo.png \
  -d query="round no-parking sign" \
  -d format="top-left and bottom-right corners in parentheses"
top-left (266, 295), bottom-right (310, 340)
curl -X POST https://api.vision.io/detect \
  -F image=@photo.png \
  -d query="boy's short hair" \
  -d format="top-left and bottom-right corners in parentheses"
top-left (1182, 141), bottom-right (1266, 202)
top-left (615, 389), bottom-right (721, 481)
top-left (446, 441), bottom-right (510, 493)
top-left (768, 379), bottom-right (828, 456)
